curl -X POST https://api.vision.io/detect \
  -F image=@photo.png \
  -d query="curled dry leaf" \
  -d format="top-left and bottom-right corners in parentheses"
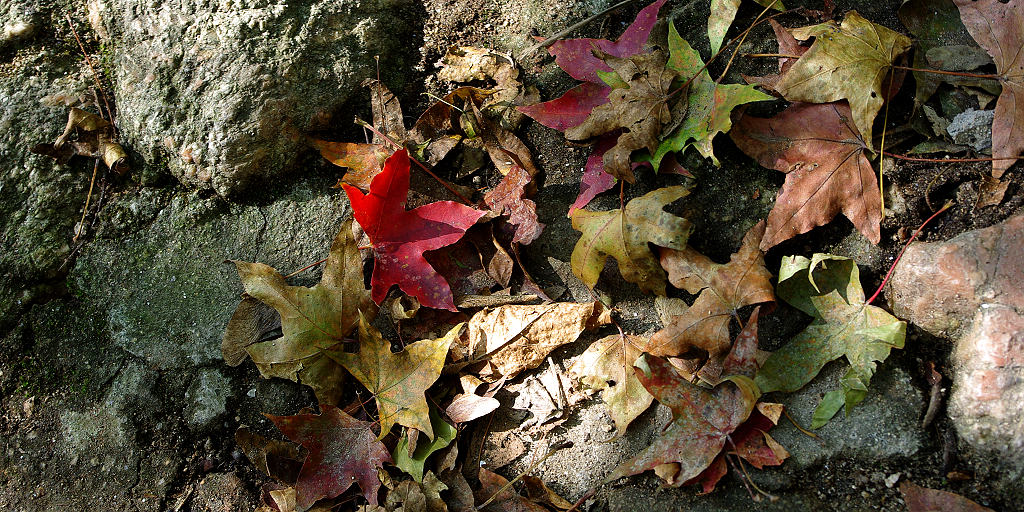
top-left (221, 296), bottom-right (281, 367)
top-left (457, 301), bottom-right (611, 380)
top-left (230, 218), bottom-right (374, 405)
top-left (438, 46), bottom-right (540, 130)
top-left (773, 11), bottom-right (912, 149)
top-left (474, 469), bottom-right (548, 512)
top-left (31, 107), bottom-right (129, 174)
top-left (649, 221), bottom-right (774, 378)
top-left (569, 333), bottom-right (654, 434)
top-left (235, 426), bottom-right (303, 484)
top-left (731, 101), bottom-right (881, 250)
top-left (570, 186), bottom-right (692, 295)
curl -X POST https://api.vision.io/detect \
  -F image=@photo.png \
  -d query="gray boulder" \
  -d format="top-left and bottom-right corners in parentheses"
top-left (87, 0), bottom-right (416, 196)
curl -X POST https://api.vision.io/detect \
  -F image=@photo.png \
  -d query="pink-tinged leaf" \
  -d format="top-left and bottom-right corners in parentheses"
top-left (569, 135), bottom-right (619, 215)
top-left (343, 149), bottom-right (486, 311)
top-left (484, 165), bottom-right (545, 245)
top-left (517, 82), bottom-right (611, 131)
top-left (953, 0), bottom-right (1024, 177)
top-left (547, 0), bottom-right (668, 83)
top-left (900, 480), bottom-right (994, 512)
top-left (266, 405), bottom-right (391, 509)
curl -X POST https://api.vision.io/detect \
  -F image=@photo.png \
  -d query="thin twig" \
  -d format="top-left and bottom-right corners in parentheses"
top-left (64, 14), bottom-right (114, 129)
top-left (73, 160), bottom-right (100, 243)
top-left (716, 0), bottom-right (782, 84)
top-left (882, 151), bottom-right (1021, 163)
top-left (890, 64), bottom-right (1000, 81)
top-left (282, 257), bottom-right (328, 279)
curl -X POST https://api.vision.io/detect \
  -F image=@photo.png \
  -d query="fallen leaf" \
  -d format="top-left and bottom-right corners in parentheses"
top-left (235, 426), bottom-right (304, 484)
top-left (393, 407), bottom-right (457, 482)
top-left (343, 149), bottom-right (486, 311)
top-left (231, 218), bottom-right (374, 405)
top-left (649, 222), bottom-right (774, 376)
top-left (742, 19), bottom-right (808, 93)
top-left (570, 185), bottom-right (692, 295)
top-left (266, 405), bottom-right (391, 509)
top-left (569, 333), bottom-right (654, 434)
top-left (773, 11), bottom-right (912, 148)
top-left (446, 393), bottom-right (501, 424)
top-left (221, 296), bottom-right (281, 367)
top-left (652, 23), bottom-right (774, 168)
top-left (31, 107), bottom-right (129, 174)
top-left (483, 164), bottom-right (544, 245)
top-left (517, 82), bottom-right (611, 131)
top-left (312, 139), bottom-right (389, 191)
top-left (458, 302), bottom-right (611, 379)
top-left (564, 49), bottom-right (678, 182)
top-left (899, 480), bottom-right (994, 512)
top-left (730, 101), bottom-right (882, 250)
top-left (606, 308), bottom-right (772, 487)
top-left (521, 475), bottom-right (573, 510)
top-left (976, 175), bottom-right (1009, 208)
top-left (754, 254), bottom-right (906, 427)
top-left (953, 0), bottom-right (1024, 177)
top-left (568, 135), bottom-right (620, 214)
top-left (438, 46), bottom-right (539, 130)
top-left (474, 468), bottom-right (548, 512)
top-left (329, 317), bottom-right (460, 440)
top-left (708, 0), bottom-right (785, 56)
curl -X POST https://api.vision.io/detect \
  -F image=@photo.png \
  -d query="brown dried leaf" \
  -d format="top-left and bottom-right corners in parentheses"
top-left (483, 164), bottom-right (544, 245)
top-left (31, 107), bottom-right (129, 174)
top-left (900, 480), bottom-right (994, 512)
top-left (569, 333), bottom-right (654, 434)
top-left (221, 296), bottom-right (281, 366)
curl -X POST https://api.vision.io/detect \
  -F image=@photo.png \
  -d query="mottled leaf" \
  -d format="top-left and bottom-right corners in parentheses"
top-left (730, 101), bottom-right (881, 250)
top-left (569, 333), bottom-right (654, 434)
top-left (328, 316), bottom-right (461, 440)
top-left (232, 218), bottom-right (374, 405)
top-left (774, 11), bottom-right (912, 149)
top-left (343, 149), bottom-right (486, 311)
top-left (266, 405), bottom-right (391, 509)
top-left (570, 186), bottom-right (692, 295)
top-left (484, 164), bottom-right (544, 245)
top-left (311, 139), bottom-right (389, 191)
top-left (754, 254), bottom-right (906, 426)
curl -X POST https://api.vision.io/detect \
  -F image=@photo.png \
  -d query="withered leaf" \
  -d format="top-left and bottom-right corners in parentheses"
top-left (569, 333), bottom-right (654, 434)
top-left (31, 107), bottom-right (128, 174)
top-left (483, 164), bottom-right (544, 245)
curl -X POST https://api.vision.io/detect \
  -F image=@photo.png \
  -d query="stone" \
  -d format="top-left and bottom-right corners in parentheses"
top-left (185, 368), bottom-right (232, 430)
top-left (87, 0), bottom-right (417, 197)
top-left (188, 472), bottom-right (258, 511)
top-left (946, 108), bottom-right (994, 153)
top-left (888, 215), bottom-right (1024, 492)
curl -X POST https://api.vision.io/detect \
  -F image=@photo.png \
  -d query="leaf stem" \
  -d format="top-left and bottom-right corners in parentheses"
top-left (881, 151), bottom-right (1021, 163)
top-left (866, 201), bottom-right (952, 305)
top-left (73, 160), bottom-right (100, 243)
top-left (282, 257), bottom-right (328, 280)
top-left (354, 117), bottom-right (474, 205)
top-left (890, 64), bottom-right (1001, 81)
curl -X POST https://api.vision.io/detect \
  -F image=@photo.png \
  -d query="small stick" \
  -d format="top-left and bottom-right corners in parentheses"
top-left (716, 0), bottom-right (782, 84)
top-left (282, 257), bottom-right (328, 279)
top-left (476, 441), bottom-right (574, 510)
top-left (890, 64), bottom-right (1000, 81)
top-left (64, 14), bottom-right (115, 130)
top-left (73, 159), bottom-right (100, 242)
top-left (882, 151), bottom-right (1021, 163)
top-left (783, 408), bottom-right (820, 440)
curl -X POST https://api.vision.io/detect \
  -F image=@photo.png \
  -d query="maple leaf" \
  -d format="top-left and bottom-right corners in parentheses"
top-left (563, 49), bottom-right (679, 182)
top-left (311, 139), bottom-right (389, 191)
top-left (953, 0), bottom-right (1024, 177)
top-left (648, 222), bottom-right (774, 377)
top-left (754, 254), bottom-right (906, 427)
top-left (569, 333), bottom-right (654, 434)
top-left (266, 405), bottom-right (391, 509)
top-left (899, 481), bottom-right (994, 512)
top-left (651, 23), bottom-right (774, 168)
top-left (570, 186), bottom-right (692, 295)
top-left (328, 316), bottom-right (460, 440)
top-left (772, 11), bottom-right (911, 149)
top-left (606, 309), bottom-right (774, 487)
top-left (392, 406), bottom-right (457, 483)
top-left (230, 218), bottom-right (375, 405)
top-left (730, 101), bottom-right (882, 250)
top-left (343, 149), bottom-right (486, 311)
top-left (569, 135), bottom-right (619, 214)
top-left (483, 163), bottom-right (544, 245)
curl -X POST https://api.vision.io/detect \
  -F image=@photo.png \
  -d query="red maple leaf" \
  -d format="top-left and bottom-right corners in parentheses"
top-left (266, 405), bottom-right (391, 509)
top-left (343, 149), bottom-right (485, 311)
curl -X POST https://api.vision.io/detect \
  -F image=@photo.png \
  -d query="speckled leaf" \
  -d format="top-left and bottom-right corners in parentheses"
top-left (343, 149), bottom-right (486, 311)
top-left (754, 254), bottom-right (906, 427)
top-left (266, 405), bottom-right (391, 509)
top-left (652, 23), bottom-right (773, 169)
top-left (569, 333), bottom-right (654, 434)
top-left (570, 186), bottom-right (692, 295)
top-left (649, 222), bottom-right (774, 374)
top-left (393, 406), bottom-right (457, 482)
top-left (730, 101), bottom-right (881, 250)
top-left (773, 11), bottom-right (912, 149)
top-left (953, 0), bottom-right (1024, 177)
top-left (232, 218), bottom-right (375, 405)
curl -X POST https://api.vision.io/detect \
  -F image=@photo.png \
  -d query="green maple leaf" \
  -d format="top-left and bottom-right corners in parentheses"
top-left (231, 218), bottom-right (376, 405)
top-left (570, 186), bottom-right (692, 295)
top-left (328, 316), bottom-right (460, 440)
top-left (392, 406), bottom-right (457, 482)
top-left (754, 254), bottom-right (906, 428)
top-left (651, 22), bottom-right (773, 169)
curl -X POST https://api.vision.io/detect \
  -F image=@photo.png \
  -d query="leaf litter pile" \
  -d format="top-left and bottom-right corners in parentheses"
top-left (213, 0), bottom-right (1023, 510)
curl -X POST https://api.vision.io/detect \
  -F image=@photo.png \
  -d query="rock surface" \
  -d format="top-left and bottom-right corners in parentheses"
top-left (87, 0), bottom-right (417, 197)
top-left (889, 215), bottom-right (1024, 487)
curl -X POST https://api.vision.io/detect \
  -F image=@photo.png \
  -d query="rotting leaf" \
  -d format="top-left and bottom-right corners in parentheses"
top-left (230, 218), bottom-right (374, 405)
top-left (730, 101), bottom-right (882, 250)
top-left (457, 302), bottom-right (611, 380)
top-left (327, 316), bottom-right (461, 440)
top-left (649, 222), bottom-right (774, 378)
top-left (31, 107), bottom-right (129, 174)
top-left (754, 254), bottom-right (906, 427)
top-left (953, 0), bottom-right (1024, 177)
top-left (266, 405), bottom-right (391, 510)
top-left (438, 46), bottom-right (540, 130)
top-left (773, 11), bottom-right (912, 149)
top-left (343, 149), bottom-right (486, 311)
top-left (569, 333), bottom-right (654, 434)
top-left (483, 163), bottom-right (544, 245)
top-left (235, 426), bottom-right (304, 484)
top-left (221, 296), bottom-right (281, 367)
top-left (393, 407), bottom-right (457, 483)
top-left (570, 186), bottom-right (692, 295)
